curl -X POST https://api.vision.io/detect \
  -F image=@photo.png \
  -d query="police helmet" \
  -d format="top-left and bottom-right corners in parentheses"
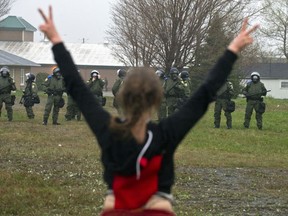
top-left (155, 69), bottom-right (165, 78)
top-left (91, 70), bottom-right (99, 77)
top-left (26, 72), bottom-right (35, 81)
top-left (251, 71), bottom-right (260, 82)
top-left (180, 70), bottom-right (189, 80)
top-left (169, 67), bottom-right (179, 75)
top-left (251, 71), bottom-right (260, 78)
top-left (53, 67), bottom-right (61, 75)
top-left (0, 66), bottom-right (10, 77)
top-left (117, 69), bottom-right (126, 78)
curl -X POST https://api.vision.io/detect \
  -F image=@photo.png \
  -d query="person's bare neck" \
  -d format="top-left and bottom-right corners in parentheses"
top-left (131, 113), bottom-right (150, 144)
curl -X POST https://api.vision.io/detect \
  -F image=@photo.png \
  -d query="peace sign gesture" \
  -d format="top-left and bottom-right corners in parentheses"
top-left (38, 6), bottom-right (62, 45)
top-left (228, 18), bottom-right (259, 54)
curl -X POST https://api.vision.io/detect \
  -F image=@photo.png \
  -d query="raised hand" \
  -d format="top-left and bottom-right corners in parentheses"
top-left (38, 6), bottom-right (62, 45)
top-left (228, 18), bottom-right (259, 54)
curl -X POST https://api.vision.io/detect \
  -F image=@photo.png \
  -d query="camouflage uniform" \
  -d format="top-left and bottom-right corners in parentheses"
top-left (181, 79), bottom-right (192, 99)
top-left (164, 68), bottom-right (184, 116)
top-left (23, 77), bottom-right (38, 119)
top-left (243, 72), bottom-right (267, 129)
top-left (42, 69), bottom-right (65, 125)
top-left (65, 94), bottom-right (81, 121)
top-left (155, 69), bottom-right (167, 120)
top-left (87, 71), bottom-right (105, 106)
top-left (214, 81), bottom-right (234, 129)
top-left (112, 78), bottom-right (124, 114)
top-left (112, 69), bottom-right (126, 114)
top-left (177, 71), bottom-right (192, 111)
top-left (0, 67), bottom-right (16, 121)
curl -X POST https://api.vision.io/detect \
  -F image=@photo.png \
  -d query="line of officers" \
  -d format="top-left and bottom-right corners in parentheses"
top-left (41, 68), bottom-right (107, 125)
top-left (0, 66), bottom-right (267, 129)
top-left (0, 66), bottom-right (106, 125)
top-left (114, 68), bottom-right (268, 130)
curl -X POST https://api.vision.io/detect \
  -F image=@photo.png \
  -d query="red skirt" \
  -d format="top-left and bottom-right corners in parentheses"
top-left (101, 209), bottom-right (176, 216)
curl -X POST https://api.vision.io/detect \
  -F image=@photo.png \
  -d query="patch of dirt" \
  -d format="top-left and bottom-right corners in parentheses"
top-left (1, 143), bottom-right (287, 215)
top-left (175, 167), bottom-right (288, 215)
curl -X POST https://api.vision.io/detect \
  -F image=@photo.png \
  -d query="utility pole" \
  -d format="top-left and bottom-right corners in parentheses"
top-left (82, 38), bottom-right (89, 44)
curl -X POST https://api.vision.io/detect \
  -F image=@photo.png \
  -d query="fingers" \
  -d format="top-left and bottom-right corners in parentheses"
top-left (38, 6), bottom-right (53, 23)
top-left (241, 18), bottom-right (259, 36)
top-left (227, 18), bottom-right (258, 54)
top-left (38, 8), bottom-right (48, 23)
top-left (37, 6), bottom-right (62, 44)
top-left (246, 24), bottom-right (259, 35)
top-left (49, 5), bottom-right (53, 21)
top-left (240, 17), bottom-right (248, 32)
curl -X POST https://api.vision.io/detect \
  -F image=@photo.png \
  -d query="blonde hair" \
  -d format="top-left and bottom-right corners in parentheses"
top-left (110, 67), bottom-right (163, 138)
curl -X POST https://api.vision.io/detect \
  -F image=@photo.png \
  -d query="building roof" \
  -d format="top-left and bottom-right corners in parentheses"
top-left (0, 16), bottom-right (37, 32)
top-left (243, 63), bottom-right (288, 79)
top-left (0, 41), bottom-right (124, 67)
top-left (0, 49), bottom-right (40, 67)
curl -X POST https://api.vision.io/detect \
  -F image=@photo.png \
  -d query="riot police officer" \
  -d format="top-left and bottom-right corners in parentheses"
top-left (242, 72), bottom-right (267, 129)
top-left (42, 67), bottom-right (66, 125)
top-left (164, 67), bottom-right (184, 116)
top-left (65, 94), bottom-right (81, 121)
top-left (87, 70), bottom-right (105, 106)
top-left (0, 66), bottom-right (16, 121)
top-left (65, 69), bottom-right (81, 121)
top-left (22, 73), bottom-right (39, 119)
top-left (178, 70), bottom-right (192, 108)
top-left (112, 69), bottom-right (126, 114)
top-left (155, 69), bottom-right (167, 120)
top-left (214, 80), bottom-right (234, 129)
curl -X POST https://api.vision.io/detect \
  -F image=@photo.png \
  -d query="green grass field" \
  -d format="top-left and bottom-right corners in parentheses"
top-left (1, 93), bottom-right (287, 215)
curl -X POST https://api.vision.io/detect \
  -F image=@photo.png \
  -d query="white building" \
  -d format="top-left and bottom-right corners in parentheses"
top-left (0, 16), bottom-right (125, 90)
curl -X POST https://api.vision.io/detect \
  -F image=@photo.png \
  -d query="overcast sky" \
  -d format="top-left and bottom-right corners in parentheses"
top-left (8, 0), bottom-right (117, 44)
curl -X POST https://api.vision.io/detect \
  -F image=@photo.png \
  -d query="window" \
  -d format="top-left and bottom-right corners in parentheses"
top-left (280, 81), bottom-right (288, 89)
top-left (20, 69), bottom-right (25, 86)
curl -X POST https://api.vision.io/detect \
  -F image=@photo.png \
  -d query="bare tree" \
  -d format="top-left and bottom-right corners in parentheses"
top-left (260, 0), bottom-right (288, 60)
top-left (0, 0), bottom-right (14, 19)
top-left (107, 0), bottom-right (256, 69)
